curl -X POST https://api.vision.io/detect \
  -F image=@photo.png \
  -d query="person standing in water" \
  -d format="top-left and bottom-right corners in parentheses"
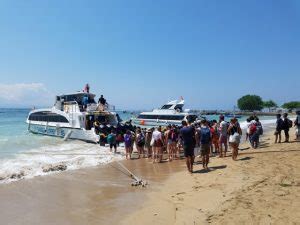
top-left (107, 130), bottom-right (117, 153)
top-left (180, 120), bottom-right (196, 173)
top-left (124, 130), bottom-right (133, 159)
top-left (136, 128), bottom-right (145, 158)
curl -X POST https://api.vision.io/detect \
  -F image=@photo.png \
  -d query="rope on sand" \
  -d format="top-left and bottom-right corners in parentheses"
top-left (110, 161), bottom-right (148, 187)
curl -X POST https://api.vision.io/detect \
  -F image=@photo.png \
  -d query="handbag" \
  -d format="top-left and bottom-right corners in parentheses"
top-left (229, 132), bottom-right (241, 144)
top-left (150, 138), bottom-right (155, 147)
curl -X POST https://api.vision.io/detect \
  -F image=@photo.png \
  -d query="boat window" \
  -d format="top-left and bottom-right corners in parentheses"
top-left (138, 114), bottom-right (185, 120)
top-left (29, 112), bottom-right (69, 123)
top-left (63, 94), bottom-right (96, 105)
top-left (174, 104), bottom-right (184, 112)
top-left (158, 115), bottom-right (185, 120)
top-left (161, 105), bottom-right (173, 109)
top-left (95, 115), bottom-right (106, 123)
top-left (138, 115), bottom-right (157, 119)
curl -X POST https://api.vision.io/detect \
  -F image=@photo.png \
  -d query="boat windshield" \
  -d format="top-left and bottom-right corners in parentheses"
top-left (60, 94), bottom-right (96, 105)
top-left (161, 104), bottom-right (173, 109)
top-left (174, 104), bottom-right (183, 112)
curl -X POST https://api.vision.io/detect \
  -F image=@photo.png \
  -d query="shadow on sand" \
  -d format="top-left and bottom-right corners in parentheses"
top-left (193, 165), bottom-right (227, 174)
top-left (239, 149), bottom-right (300, 155)
top-left (239, 156), bottom-right (253, 161)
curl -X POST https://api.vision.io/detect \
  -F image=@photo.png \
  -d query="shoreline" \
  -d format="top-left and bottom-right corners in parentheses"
top-left (0, 116), bottom-right (279, 184)
top-left (0, 129), bottom-right (299, 224)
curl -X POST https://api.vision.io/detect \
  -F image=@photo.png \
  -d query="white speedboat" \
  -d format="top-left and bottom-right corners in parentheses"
top-left (26, 92), bottom-right (118, 143)
top-left (132, 99), bottom-right (198, 127)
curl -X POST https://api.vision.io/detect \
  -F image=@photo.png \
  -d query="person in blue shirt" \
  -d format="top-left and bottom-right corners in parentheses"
top-left (82, 95), bottom-right (89, 110)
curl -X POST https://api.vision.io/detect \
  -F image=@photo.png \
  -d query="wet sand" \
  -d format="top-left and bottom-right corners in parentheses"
top-left (1, 129), bottom-right (299, 225)
top-left (0, 155), bottom-right (186, 225)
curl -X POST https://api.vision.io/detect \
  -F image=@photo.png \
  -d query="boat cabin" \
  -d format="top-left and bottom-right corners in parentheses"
top-left (160, 100), bottom-right (184, 112)
top-left (54, 92), bottom-right (96, 112)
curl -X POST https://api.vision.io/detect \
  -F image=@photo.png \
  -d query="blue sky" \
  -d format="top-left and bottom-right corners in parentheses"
top-left (0, 0), bottom-right (299, 109)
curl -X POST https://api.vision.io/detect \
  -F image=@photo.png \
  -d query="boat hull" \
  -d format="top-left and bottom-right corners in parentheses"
top-left (28, 123), bottom-right (100, 143)
top-left (132, 118), bottom-right (183, 127)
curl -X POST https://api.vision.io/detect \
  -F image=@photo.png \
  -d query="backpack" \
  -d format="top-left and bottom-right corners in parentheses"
top-left (170, 130), bottom-right (178, 142)
top-left (297, 115), bottom-right (300, 126)
top-left (249, 124), bottom-right (257, 135)
top-left (256, 125), bottom-right (263, 135)
top-left (288, 119), bottom-right (293, 128)
top-left (107, 134), bottom-right (115, 144)
top-left (212, 127), bottom-right (219, 137)
top-left (124, 134), bottom-right (132, 146)
top-left (137, 133), bottom-right (145, 145)
top-left (200, 127), bottom-right (211, 144)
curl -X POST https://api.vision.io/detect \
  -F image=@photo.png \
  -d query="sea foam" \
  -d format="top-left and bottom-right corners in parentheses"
top-left (0, 141), bottom-right (125, 184)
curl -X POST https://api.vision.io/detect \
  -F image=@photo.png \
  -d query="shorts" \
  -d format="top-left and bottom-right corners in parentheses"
top-left (125, 142), bottom-right (132, 148)
top-left (153, 139), bottom-right (163, 147)
top-left (219, 135), bottom-right (227, 145)
top-left (274, 130), bottom-right (280, 135)
top-left (184, 144), bottom-right (194, 157)
top-left (110, 143), bottom-right (116, 149)
top-left (200, 144), bottom-right (210, 156)
top-left (137, 143), bottom-right (145, 148)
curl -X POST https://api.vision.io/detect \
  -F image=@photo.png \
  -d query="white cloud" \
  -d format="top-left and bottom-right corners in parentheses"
top-left (0, 83), bottom-right (54, 107)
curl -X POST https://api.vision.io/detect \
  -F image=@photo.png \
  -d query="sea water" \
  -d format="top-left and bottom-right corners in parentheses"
top-left (0, 109), bottom-right (276, 183)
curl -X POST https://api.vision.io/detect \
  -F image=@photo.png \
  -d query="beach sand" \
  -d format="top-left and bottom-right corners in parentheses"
top-left (122, 130), bottom-right (300, 225)
top-left (0, 130), bottom-right (299, 225)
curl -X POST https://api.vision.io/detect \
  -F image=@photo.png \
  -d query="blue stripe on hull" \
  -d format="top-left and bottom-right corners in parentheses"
top-left (132, 119), bottom-right (182, 127)
top-left (28, 124), bottom-right (66, 137)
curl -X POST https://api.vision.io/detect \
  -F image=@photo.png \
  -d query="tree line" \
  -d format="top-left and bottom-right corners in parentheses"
top-left (237, 95), bottom-right (300, 111)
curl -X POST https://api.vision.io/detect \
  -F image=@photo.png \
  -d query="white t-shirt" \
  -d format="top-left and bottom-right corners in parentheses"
top-left (152, 130), bottom-right (162, 140)
top-left (219, 121), bottom-right (228, 136)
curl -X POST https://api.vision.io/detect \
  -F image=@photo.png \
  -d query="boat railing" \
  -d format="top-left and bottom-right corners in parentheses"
top-left (86, 103), bottom-right (98, 112)
top-left (87, 103), bottom-right (116, 112)
top-left (106, 104), bottom-right (115, 111)
top-left (63, 101), bottom-right (80, 113)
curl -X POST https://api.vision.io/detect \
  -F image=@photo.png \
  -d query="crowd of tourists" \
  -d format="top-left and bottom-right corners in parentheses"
top-left (95, 110), bottom-right (299, 174)
top-left (97, 115), bottom-right (246, 173)
top-left (274, 111), bottom-right (300, 143)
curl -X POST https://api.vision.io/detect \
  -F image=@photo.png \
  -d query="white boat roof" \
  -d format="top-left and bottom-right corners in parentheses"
top-left (165, 99), bottom-right (184, 105)
top-left (138, 99), bottom-right (196, 115)
top-left (57, 92), bottom-right (96, 98)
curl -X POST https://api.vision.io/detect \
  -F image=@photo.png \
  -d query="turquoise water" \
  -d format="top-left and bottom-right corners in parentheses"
top-left (0, 109), bottom-right (133, 158)
top-left (0, 109), bottom-right (58, 157)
